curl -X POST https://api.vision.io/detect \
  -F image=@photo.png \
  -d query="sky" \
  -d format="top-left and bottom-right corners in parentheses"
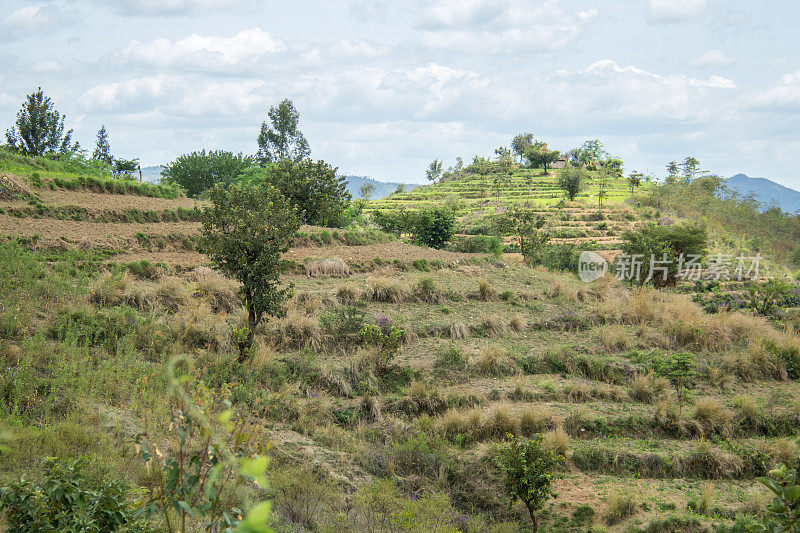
top-left (0, 0), bottom-right (798, 186)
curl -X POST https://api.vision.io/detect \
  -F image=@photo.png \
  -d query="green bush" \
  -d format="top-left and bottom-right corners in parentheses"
top-left (413, 206), bottom-right (455, 249)
top-left (0, 458), bottom-right (147, 532)
top-left (161, 149), bottom-right (253, 198)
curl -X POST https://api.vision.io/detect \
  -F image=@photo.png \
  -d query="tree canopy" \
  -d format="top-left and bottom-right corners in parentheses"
top-left (5, 88), bottom-right (79, 156)
top-left (237, 159), bottom-right (351, 228)
top-left (92, 125), bottom-right (112, 165)
top-left (557, 167), bottom-right (587, 201)
top-left (256, 99), bottom-right (310, 164)
top-left (200, 183), bottom-right (300, 360)
top-left (161, 150), bottom-right (254, 198)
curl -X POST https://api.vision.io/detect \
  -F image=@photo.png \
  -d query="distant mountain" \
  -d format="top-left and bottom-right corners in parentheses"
top-left (724, 174), bottom-right (800, 214)
top-left (137, 166), bottom-right (412, 200)
top-left (343, 175), bottom-right (416, 200)
top-left (139, 165), bottom-right (164, 184)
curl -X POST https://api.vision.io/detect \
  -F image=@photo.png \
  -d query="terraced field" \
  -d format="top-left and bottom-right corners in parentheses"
top-left (1, 158), bottom-right (798, 533)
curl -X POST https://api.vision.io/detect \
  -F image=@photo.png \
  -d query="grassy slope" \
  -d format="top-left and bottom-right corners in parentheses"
top-left (0, 154), bottom-right (798, 532)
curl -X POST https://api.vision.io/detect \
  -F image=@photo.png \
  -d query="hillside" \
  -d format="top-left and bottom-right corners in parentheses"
top-left (344, 175), bottom-right (416, 200)
top-left (725, 173), bottom-right (800, 214)
top-left (1, 151), bottom-right (799, 532)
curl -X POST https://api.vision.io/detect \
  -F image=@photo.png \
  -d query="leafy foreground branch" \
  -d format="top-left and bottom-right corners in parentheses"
top-left (0, 356), bottom-right (275, 533)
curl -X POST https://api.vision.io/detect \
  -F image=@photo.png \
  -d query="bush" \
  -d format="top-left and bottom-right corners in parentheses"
top-left (413, 206), bottom-right (455, 249)
top-left (452, 235), bottom-right (503, 256)
top-left (0, 458), bottom-right (146, 532)
top-left (161, 149), bottom-right (253, 198)
top-left (618, 224), bottom-right (708, 287)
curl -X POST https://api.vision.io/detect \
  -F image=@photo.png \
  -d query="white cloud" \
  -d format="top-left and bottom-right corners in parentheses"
top-left (751, 72), bottom-right (800, 112)
top-left (648, 0), bottom-right (705, 23)
top-left (689, 49), bottom-right (736, 67)
top-left (0, 4), bottom-right (68, 41)
top-left (418, 0), bottom-right (597, 54)
top-left (119, 28), bottom-right (284, 71)
top-left (93, 0), bottom-right (260, 16)
top-left (30, 59), bottom-right (63, 74)
top-left (690, 75), bottom-right (736, 89)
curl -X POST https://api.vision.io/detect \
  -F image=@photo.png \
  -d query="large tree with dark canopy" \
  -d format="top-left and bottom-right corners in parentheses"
top-left (5, 88), bottom-right (79, 156)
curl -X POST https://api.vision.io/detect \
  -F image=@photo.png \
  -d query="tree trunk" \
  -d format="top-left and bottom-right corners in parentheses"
top-left (528, 506), bottom-right (538, 532)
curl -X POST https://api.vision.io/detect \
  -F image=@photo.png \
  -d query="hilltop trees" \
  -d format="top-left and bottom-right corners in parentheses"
top-left (92, 125), bottom-right (113, 165)
top-left (511, 132), bottom-right (534, 163)
top-left (525, 144), bottom-right (560, 174)
top-left (161, 150), bottom-right (254, 198)
top-left (200, 183), bottom-right (300, 360)
top-left (557, 167), bottom-right (587, 201)
top-left (627, 170), bottom-right (644, 193)
top-left (618, 224), bottom-right (708, 287)
top-left (256, 98), bottom-right (310, 164)
top-left (5, 88), bottom-right (79, 156)
top-left (426, 159), bottom-right (443, 182)
top-left (666, 161), bottom-right (680, 183)
top-left (238, 159), bottom-right (351, 227)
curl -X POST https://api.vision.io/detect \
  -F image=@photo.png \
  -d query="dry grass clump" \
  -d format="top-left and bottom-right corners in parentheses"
top-left (771, 437), bottom-right (798, 466)
top-left (596, 324), bottom-right (629, 352)
top-left (542, 426), bottom-right (569, 455)
top-left (548, 280), bottom-right (577, 301)
top-left (476, 278), bottom-right (497, 301)
top-left (336, 282), bottom-right (360, 304)
top-left (89, 271), bottom-right (132, 307)
top-left (173, 301), bottom-right (231, 352)
top-left (474, 345), bottom-right (518, 376)
top-left (592, 299), bottom-right (623, 325)
top-left (733, 394), bottom-right (759, 427)
top-left (364, 276), bottom-right (408, 303)
top-left (155, 277), bottom-right (189, 313)
top-left (268, 310), bottom-right (321, 350)
top-left (519, 407), bottom-right (552, 436)
top-left (475, 314), bottom-right (506, 338)
top-left (481, 404), bottom-right (520, 439)
top-left (604, 490), bottom-right (638, 525)
top-left (449, 321), bottom-right (469, 340)
top-left (304, 257), bottom-right (350, 278)
top-left (291, 291), bottom-right (336, 315)
top-left (631, 374), bottom-right (655, 403)
top-left (414, 276), bottom-right (444, 303)
top-left (189, 267), bottom-right (240, 313)
top-left (508, 314), bottom-right (527, 332)
top-left (693, 397), bottom-right (732, 435)
top-left (706, 364), bottom-right (734, 389)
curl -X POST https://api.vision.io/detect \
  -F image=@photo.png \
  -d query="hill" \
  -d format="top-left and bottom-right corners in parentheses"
top-left (725, 173), bottom-right (800, 214)
top-left (344, 175), bottom-right (415, 200)
top-left (0, 148), bottom-right (799, 532)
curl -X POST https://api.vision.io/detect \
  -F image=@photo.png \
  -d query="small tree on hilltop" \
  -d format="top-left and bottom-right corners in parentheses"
top-left (426, 159), bottom-right (443, 183)
top-left (201, 183), bottom-right (301, 361)
top-left (525, 144), bottom-right (560, 174)
top-left (256, 98), bottom-right (310, 164)
top-left (657, 352), bottom-right (697, 420)
top-left (494, 433), bottom-right (560, 532)
top-left (6, 87), bottom-right (79, 156)
top-left (557, 167), bottom-right (587, 201)
top-left (511, 132), bottom-right (534, 164)
top-left (627, 170), bottom-right (644, 193)
top-left (92, 125), bottom-right (113, 165)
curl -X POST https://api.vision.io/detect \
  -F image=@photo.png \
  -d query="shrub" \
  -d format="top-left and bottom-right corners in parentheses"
top-left (617, 224), bottom-right (708, 287)
top-left (494, 433), bottom-right (560, 532)
top-left (752, 462), bottom-right (800, 532)
top-left (161, 149), bottom-right (253, 198)
top-left (0, 458), bottom-right (146, 532)
top-left (475, 345), bottom-right (517, 376)
top-left (412, 206), bottom-right (455, 249)
top-left (435, 342), bottom-right (468, 369)
top-left (414, 276), bottom-right (443, 303)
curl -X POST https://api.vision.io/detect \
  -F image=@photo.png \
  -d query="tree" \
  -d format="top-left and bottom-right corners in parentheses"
top-left (161, 150), bottom-right (254, 198)
top-left (200, 183), bottom-right (300, 360)
top-left (92, 125), bottom-right (112, 164)
top-left (413, 206), bottom-right (455, 249)
top-left (256, 98), bottom-right (310, 164)
top-left (5, 88), bottom-right (79, 156)
top-left (657, 352), bottom-right (697, 419)
top-left (394, 183), bottom-right (406, 194)
top-left (493, 173), bottom-right (511, 203)
top-left (557, 167), bottom-right (587, 201)
top-left (603, 157), bottom-right (624, 179)
top-left (426, 159), bottom-right (443, 182)
top-left (580, 139), bottom-right (607, 169)
top-left (511, 133), bottom-right (534, 163)
top-left (510, 208), bottom-right (549, 263)
top-left (114, 158), bottom-right (140, 179)
top-left (359, 182), bottom-right (375, 201)
top-left (597, 169), bottom-right (609, 214)
top-left (618, 224), bottom-right (708, 287)
top-left (681, 156), bottom-right (700, 182)
top-left (237, 159), bottom-right (351, 228)
top-left (494, 434), bottom-right (559, 532)
top-left (525, 144), bottom-right (560, 174)
top-left (666, 161), bottom-right (680, 183)
top-left (627, 170), bottom-right (644, 193)
top-left (495, 146), bottom-right (516, 175)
